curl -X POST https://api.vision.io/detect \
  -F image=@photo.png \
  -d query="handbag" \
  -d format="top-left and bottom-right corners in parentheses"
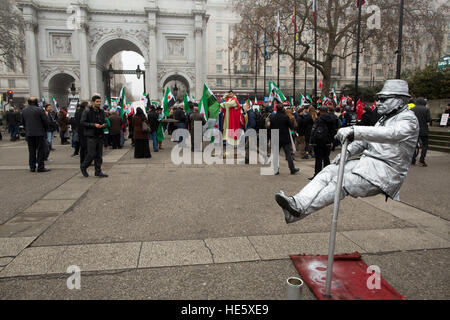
top-left (142, 121), bottom-right (149, 132)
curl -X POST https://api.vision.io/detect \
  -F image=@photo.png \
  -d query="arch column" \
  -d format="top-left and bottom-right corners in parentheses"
top-left (78, 7), bottom-right (91, 100)
top-left (23, 4), bottom-right (40, 97)
top-left (146, 7), bottom-right (158, 100)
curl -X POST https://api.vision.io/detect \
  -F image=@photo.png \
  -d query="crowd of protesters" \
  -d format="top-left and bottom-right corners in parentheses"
top-left (2, 93), bottom-right (445, 176)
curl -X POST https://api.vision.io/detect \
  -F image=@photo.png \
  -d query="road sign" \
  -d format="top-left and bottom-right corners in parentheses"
top-left (437, 55), bottom-right (450, 70)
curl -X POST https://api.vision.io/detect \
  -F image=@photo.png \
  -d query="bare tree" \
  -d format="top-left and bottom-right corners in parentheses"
top-left (0, 0), bottom-right (24, 71)
top-left (231, 0), bottom-right (448, 97)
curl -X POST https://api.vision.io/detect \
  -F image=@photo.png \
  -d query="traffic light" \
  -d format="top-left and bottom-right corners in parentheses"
top-left (7, 90), bottom-right (13, 101)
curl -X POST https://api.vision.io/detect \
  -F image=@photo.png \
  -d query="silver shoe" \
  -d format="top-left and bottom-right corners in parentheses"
top-left (275, 191), bottom-right (308, 224)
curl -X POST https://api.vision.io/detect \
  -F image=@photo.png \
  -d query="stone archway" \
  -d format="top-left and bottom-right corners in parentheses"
top-left (48, 73), bottom-right (76, 108)
top-left (161, 73), bottom-right (193, 102)
top-left (91, 36), bottom-right (148, 99)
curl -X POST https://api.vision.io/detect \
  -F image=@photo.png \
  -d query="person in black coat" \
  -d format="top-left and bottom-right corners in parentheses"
top-left (80, 95), bottom-right (107, 178)
top-left (269, 105), bottom-right (299, 175)
top-left (21, 97), bottom-right (50, 172)
top-left (5, 107), bottom-right (20, 141)
top-left (147, 106), bottom-right (159, 152)
top-left (357, 106), bottom-right (377, 126)
top-left (310, 106), bottom-right (337, 178)
top-left (173, 106), bottom-right (187, 144)
top-left (411, 97), bottom-right (431, 166)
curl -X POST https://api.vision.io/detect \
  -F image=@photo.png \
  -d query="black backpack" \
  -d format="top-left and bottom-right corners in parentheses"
top-left (256, 112), bottom-right (266, 130)
top-left (310, 117), bottom-right (329, 145)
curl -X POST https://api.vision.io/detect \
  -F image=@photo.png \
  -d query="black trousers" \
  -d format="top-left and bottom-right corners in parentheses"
top-left (81, 136), bottom-right (103, 174)
top-left (110, 134), bottom-right (120, 149)
top-left (280, 143), bottom-right (295, 172)
top-left (27, 136), bottom-right (46, 170)
top-left (412, 135), bottom-right (429, 163)
top-left (79, 136), bottom-right (87, 165)
top-left (314, 144), bottom-right (331, 176)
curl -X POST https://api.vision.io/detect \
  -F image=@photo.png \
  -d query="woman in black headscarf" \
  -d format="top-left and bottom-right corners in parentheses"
top-left (132, 107), bottom-right (151, 158)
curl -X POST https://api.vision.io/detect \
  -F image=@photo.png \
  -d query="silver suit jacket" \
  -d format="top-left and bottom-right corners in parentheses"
top-left (347, 106), bottom-right (419, 201)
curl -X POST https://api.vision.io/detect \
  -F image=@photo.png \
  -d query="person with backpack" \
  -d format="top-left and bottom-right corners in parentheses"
top-left (309, 106), bottom-right (337, 179)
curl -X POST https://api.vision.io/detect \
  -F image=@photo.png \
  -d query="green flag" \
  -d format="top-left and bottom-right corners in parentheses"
top-left (163, 87), bottom-right (176, 117)
top-left (183, 93), bottom-right (191, 113)
top-left (268, 81), bottom-right (287, 104)
top-left (198, 95), bottom-right (208, 121)
top-left (118, 87), bottom-right (125, 120)
top-left (203, 84), bottom-right (220, 119)
top-left (156, 122), bottom-right (165, 142)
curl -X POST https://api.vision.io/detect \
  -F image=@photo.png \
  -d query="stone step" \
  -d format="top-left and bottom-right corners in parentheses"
top-left (429, 145), bottom-right (450, 153)
top-left (429, 139), bottom-right (450, 147)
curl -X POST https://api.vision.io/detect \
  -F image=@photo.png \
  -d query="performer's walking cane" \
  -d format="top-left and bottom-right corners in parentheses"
top-left (324, 138), bottom-right (349, 298)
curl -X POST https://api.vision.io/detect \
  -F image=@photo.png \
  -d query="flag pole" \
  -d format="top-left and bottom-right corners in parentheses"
top-left (293, 3), bottom-right (297, 102)
top-left (396, 0), bottom-right (405, 79)
top-left (277, 12), bottom-right (281, 87)
top-left (354, 0), bottom-right (363, 102)
top-left (313, 0), bottom-right (318, 101)
top-left (255, 31), bottom-right (258, 98)
top-left (264, 29), bottom-right (267, 97)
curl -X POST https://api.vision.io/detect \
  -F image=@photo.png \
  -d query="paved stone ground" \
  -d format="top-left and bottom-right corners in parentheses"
top-left (0, 132), bottom-right (449, 300)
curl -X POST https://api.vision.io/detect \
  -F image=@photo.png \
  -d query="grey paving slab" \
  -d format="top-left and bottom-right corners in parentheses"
top-left (138, 240), bottom-right (213, 268)
top-left (103, 149), bottom-right (129, 163)
top-left (360, 195), bottom-right (450, 241)
top-left (0, 259), bottom-right (313, 300)
top-left (47, 242), bottom-right (141, 274)
top-left (0, 237), bottom-right (36, 257)
top-left (0, 257), bottom-right (13, 267)
top-left (0, 221), bottom-right (56, 238)
top-left (0, 169), bottom-right (77, 224)
top-left (249, 232), bottom-right (365, 260)
top-left (204, 237), bottom-right (260, 263)
top-left (400, 154), bottom-right (450, 220)
top-left (32, 163), bottom-right (412, 246)
top-left (342, 228), bottom-right (450, 253)
top-left (23, 199), bottom-right (77, 213)
top-left (7, 212), bottom-right (61, 224)
top-left (0, 246), bottom-right (66, 278)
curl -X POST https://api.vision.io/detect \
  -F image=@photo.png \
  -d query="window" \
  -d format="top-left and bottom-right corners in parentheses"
top-left (235, 79), bottom-right (239, 87)
top-left (280, 66), bottom-right (286, 74)
top-left (364, 56), bottom-right (370, 64)
top-left (266, 66), bottom-right (272, 74)
top-left (216, 51), bottom-right (222, 59)
top-left (217, 79), bottom-right (223, 86)
top-left (332, 67), bottom-right (337, 75)
top-left (351, 68), bottom-right (356, 76)
top-left (241, 65), bottom-right (249, 72)
top-left (406, 56), bottom-right (412, 64)
top-left (241, 51), bottom-right (248, 59)
top-left (216, 36), bottom-right (223, 46)
top-left (8, 79), bottom-right (15, 88)
top-left (364, 68), bottom-right (370, 76)
top-left (307, 80), bottom-right (313, 88)
top-left (352, 56), bottom-right (356, 63)
top-left (279, 80), bottom-right (286, 87)
top-left (249, 79), bottom-right (253, 87)
top-left (364, 81), bottom-right (370, 87)
top-left (307, 67), bottom-right (313, 74)
top-left (216, 22), bottom-right (222, 32)
top-left (216, 64), bottom-right (222, 73)
top-left (307, 53), bottom-right (313, 59)
top-left (376, 69), bottom-right (382, 77)
top-left (242, 79), bottom-right (248, 87)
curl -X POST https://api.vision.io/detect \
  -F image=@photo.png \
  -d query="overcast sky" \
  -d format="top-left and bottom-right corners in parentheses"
top-left (121, 51), bottom-right (145, 100)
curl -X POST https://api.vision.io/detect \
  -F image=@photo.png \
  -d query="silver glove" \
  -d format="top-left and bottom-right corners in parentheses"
top-left (332, 151), bottom-right (350, 165)
top-left (334, 126), bottom-right (354, 143)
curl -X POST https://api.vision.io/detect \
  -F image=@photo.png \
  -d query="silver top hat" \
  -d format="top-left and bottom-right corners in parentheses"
top-left (378, 79), bottom-right (411, 98)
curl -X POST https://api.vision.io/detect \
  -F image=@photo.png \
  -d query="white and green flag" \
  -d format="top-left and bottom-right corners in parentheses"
top-left (268, 81), bottom-right (287, 104)
top-left (202, 84), bottom-right (221, 119)
top-left (331, 85), bottom-right (338, 105)
top-left (163, 87), bottom-right (176, 117)
top-left (183, 93), bottom-right (191, 113)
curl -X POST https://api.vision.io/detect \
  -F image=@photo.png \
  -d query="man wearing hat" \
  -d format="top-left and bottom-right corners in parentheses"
top-left (275, 80), bottom-right (419, 224)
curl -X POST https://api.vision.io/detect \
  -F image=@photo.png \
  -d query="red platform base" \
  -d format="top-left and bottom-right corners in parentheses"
top-left (290, 252), bottom-right (405, 300)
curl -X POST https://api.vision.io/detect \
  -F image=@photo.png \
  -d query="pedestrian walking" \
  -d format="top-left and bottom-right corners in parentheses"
top-left (21, 97), bottom-right (50, 173)
top-left (411, 97), bottom-right (431, 167)
top-left (6, 106), bottom-right (19, 141)
top-left (80, 95), bottom-right (108, 178)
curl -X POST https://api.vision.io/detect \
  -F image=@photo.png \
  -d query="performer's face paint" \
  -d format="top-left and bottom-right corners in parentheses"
top-left (376, 95), bottom-right (404, 115)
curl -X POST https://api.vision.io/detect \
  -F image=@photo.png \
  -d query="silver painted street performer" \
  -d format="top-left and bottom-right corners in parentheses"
top-left (275, 80), bottom-right (420, 224)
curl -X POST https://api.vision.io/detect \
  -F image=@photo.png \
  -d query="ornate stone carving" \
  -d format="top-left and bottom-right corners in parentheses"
top-left (88, 27), bottom-right (149, 49)
top-left (167, 39), bottom-right (185, 57)
top-left (52, 35), bottom-right (72, 55)
top-left (157, 66), bottom-right (196, 86)
top-left (40, 65), bottom-right (80, 82)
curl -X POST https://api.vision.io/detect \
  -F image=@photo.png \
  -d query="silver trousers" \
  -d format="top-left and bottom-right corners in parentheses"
top-left (292, 160), bottom-right (381, 214)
